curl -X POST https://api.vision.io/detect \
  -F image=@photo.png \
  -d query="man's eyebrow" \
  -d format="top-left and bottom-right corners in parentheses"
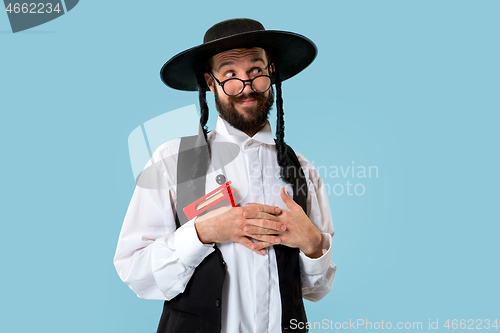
top-left (251, 57), bottom-right (267, 65)
top-left (217, 61), bottom-right (235, 71)
top-left (216, 57), bottom-right (267, 72)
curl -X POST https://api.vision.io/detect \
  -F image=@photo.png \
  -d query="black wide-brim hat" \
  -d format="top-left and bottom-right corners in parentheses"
top-left (160, 18), bottom-right (317, 91)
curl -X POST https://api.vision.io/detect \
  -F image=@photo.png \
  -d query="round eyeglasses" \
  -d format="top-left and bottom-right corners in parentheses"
top-left (209, 72), bottom-right (274, 96)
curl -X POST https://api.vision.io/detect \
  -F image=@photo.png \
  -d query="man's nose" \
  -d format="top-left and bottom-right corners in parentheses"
top-left (241, 78), bottom-right (253, 94)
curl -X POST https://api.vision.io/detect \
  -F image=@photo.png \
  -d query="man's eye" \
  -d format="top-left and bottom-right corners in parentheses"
top-left (224, 72), bottom-right (236, 78)
top-left (252, 68), bottom-right (263, 74)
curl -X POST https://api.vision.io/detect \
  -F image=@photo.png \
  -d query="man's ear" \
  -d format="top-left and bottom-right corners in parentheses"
top-left (204, 72), bottom-right (215, 94)
top-left (269, 63), bottom-right (275, 77)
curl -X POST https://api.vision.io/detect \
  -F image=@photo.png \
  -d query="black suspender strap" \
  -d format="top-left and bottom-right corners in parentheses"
top-left (274, 143), bottom-right (309, 332)
top-left (175, 135), bottom-right (210, 228)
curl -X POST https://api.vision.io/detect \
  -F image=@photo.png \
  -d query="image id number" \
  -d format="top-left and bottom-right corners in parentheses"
top-left (6, 3), bottom-right (62, 14)
top-left (444, 319), bottom-right (498, 330)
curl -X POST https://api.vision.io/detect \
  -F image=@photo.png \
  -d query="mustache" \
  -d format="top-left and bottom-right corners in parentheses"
top-left (229, 92), bottom-right (267, 103)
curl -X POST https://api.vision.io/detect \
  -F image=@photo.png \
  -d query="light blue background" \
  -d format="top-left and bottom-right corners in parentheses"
top-left (1, 1), bottom-right (498, 332)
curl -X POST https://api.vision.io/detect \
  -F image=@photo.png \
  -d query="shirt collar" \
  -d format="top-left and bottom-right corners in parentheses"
top-left (214, 116), bottom-right (275, 146)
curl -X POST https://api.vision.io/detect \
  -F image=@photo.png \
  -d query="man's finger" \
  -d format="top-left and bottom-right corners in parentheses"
top-left (250, 234), bottom-right (282, 245)
top-left (244, 218), bottom-right (286, 232)
top-left (244, 225), bottom-right (284, 235)
top-left (250, 241), bottom-right (273, 254)
top-left (245, 203), bottom-right (281, 215)
top-left (280, 188), bottom-right (300, 211)
top-left (243, 210), bottom-right (281, 223)
top-left (237, 237), bottom-right (272, 255)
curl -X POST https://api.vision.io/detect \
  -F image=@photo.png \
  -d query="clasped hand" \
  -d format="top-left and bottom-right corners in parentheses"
top-left (195, 188), bottom-right (323, 258)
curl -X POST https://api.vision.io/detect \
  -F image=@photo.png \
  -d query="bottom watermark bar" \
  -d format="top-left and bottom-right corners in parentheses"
top-left (289, 318), bottom-right (498, 330)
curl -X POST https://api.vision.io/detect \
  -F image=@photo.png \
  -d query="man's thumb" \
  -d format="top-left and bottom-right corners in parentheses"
top-left (281, 188), bottom-right (298, 210)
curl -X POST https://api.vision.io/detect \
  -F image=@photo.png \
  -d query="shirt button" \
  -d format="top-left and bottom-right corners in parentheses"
top-left (222, 261), bottom-right (226, 266)
top-left (215, 299), bottom-right (221, 307)
top-left (215, 174), bottom-right (226, 185)
top-left (246, 140), bottom-right (253, 147)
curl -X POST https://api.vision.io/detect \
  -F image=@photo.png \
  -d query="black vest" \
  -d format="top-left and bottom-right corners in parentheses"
top-left (157, 136), bottom-right (309, 333)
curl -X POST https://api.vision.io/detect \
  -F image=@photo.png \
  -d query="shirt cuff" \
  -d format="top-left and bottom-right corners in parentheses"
top-left (173, 218), bottom-right (215, 268)
top-left (299, 233), bottom-right (333, 275)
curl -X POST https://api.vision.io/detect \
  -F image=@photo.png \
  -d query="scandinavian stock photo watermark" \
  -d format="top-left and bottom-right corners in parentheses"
top-left (312, 161), bottom-right (378, 197)
top-left (248, 160), bottom-right (379, 198)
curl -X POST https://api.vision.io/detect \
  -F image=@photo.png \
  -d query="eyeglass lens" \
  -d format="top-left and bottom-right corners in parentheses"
top-left (224, 76), bottom-right (271, 96)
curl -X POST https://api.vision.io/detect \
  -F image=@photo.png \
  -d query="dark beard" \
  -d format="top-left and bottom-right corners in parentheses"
top-left (214, 87), bottom-right (274, 135)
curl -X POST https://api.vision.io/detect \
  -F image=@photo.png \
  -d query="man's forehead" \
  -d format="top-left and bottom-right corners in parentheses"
top-left (211, 47), bottom-right (268, 70)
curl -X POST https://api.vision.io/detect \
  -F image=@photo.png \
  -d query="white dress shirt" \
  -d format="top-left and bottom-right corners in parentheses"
top-left (114, 116), bottom-right (336, 333)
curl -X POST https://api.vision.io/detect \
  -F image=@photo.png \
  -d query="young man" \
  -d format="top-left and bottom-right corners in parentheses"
top-left (114, 18), bottom-right (336, 333)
